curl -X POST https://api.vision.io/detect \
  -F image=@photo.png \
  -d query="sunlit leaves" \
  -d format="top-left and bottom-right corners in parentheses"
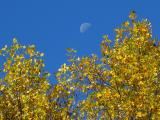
top-left (66, 48), bottom-right (77, 53)
top-left (26, 45), bottom-right (35, 56)
top-left (55, 12), bottom-right (160, 119)
top-left (129, 10), bottom-right (137, 20)
top-left (0, 12), bottom-right (160, 119)
top-left (0, 39), bottom-right (50, 119)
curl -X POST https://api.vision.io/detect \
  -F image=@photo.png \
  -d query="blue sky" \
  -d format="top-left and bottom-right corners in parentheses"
top-left (0, 0), bottom-right (160, 83)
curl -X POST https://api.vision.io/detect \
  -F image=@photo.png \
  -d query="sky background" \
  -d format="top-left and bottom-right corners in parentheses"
top-left (0, 0), bottom-right (160, 83)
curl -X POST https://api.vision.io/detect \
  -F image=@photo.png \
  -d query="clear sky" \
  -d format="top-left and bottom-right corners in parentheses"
top-left (0, 0), bottom-right (160, 83)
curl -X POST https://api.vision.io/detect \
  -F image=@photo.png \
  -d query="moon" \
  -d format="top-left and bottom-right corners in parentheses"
top-left (80, 22), bottom-right (92, 33)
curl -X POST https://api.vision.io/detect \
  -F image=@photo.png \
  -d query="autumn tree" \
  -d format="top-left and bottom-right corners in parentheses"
top-left (0, 11), bottom-right (160, 120)
top-left (0, 39), bottom-right (51, 119)
top-left (56, 11), bottom-right (160, 119)
top-left (0, 39), bottom-right (74, 120)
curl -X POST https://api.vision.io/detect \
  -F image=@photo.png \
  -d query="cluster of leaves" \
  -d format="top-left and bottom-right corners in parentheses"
top-left (0, 39), bottom-right (75, 120)
top-left (0, 11), bottom-right (160, 120)
top-left (0, 39), bottom-right (51, 119)
top-left (56, 11), bottom-right (160, 119)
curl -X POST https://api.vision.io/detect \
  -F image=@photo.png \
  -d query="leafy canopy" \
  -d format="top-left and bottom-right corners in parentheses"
top-left (0, 11), bottom-right (160, 120)
top-left (56, 11), bottom-right (160, 119)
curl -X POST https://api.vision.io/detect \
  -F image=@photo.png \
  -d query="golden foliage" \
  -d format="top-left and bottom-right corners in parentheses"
top-left (56, 11), bottom-right (160, 119)
top-left (0, 12), bottom-right (160, 120)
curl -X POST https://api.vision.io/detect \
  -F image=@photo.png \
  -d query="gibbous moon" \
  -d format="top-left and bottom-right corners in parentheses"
top-left (80, 23), bottom-right (92, 33)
